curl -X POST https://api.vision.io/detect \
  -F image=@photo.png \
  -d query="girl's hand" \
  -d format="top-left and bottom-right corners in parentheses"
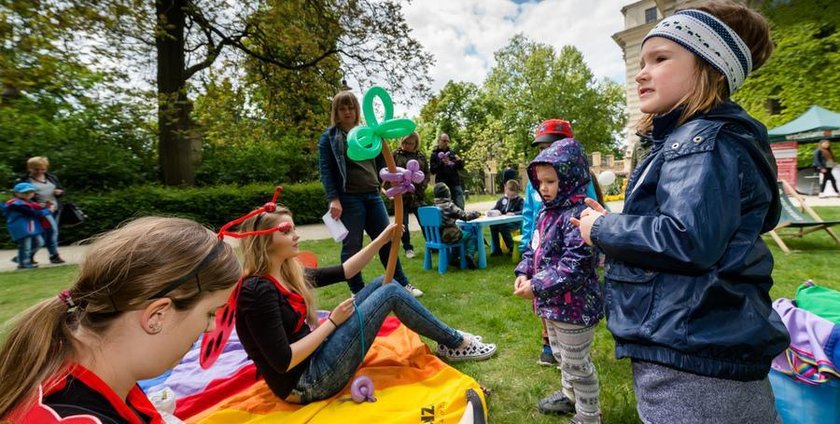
top-left (513, 278), bottom-right (534, 299)
top-left (328, 199), bottom-right (343, 220)
top-left (571, 198), bottom-right (607, 246)
top-left (54, 189), bottom-right (64, 196)
top-left (329, 297), bottom-right (356, 326)
top-left (374, 223), bottom-right (400, 245)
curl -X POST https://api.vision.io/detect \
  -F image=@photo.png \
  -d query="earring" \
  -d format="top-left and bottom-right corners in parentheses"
top-left (148, 323), bottom-right (162, 334)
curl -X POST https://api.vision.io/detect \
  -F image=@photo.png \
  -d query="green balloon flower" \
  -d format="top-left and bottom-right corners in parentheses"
top-left (347, 86), bottom-right (417, 162)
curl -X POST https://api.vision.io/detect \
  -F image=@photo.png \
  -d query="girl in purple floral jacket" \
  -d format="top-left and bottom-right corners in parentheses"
top-left (513, 138), bottom-right (603, 424)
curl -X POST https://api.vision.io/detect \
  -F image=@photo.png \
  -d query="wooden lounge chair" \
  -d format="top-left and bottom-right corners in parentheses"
top-left (768, 181), bottom-right (840, 253)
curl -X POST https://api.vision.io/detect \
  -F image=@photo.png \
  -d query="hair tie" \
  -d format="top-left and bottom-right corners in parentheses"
top-left (57, 289), bottom-right (76, 311)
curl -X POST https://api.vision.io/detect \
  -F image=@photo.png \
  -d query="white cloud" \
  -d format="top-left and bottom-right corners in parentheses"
top-left (397, 0), bottom-right (628, 115)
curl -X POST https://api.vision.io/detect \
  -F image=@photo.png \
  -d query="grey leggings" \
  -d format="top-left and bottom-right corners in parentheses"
top-left (632, 361), bottom-right (780, 424)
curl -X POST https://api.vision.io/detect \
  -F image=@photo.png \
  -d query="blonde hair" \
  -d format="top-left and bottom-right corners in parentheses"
top-left (0, 217), bottom-right (240, 418)
top-left (330, 91), bottom-right (360, 128)
top-left (401, 132), bottom-right (420, 151)
top-left (636, 0), bottom-right (773, 134)
top-left (240, 209), bottom-right (319, 326)
top-left (26, 156), bottom-right (49, 171)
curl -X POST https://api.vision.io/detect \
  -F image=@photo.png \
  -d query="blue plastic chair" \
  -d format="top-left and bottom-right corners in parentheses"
top-left (417, 206), bottom-right (467, 274)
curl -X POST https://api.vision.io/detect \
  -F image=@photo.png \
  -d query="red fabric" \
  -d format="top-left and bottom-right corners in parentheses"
top-left (176, 363), bottom-right (259, 419)
top-left (13, 364), bottom-right (163, 424)
top-left (262, 274), bottom-right (308, 333)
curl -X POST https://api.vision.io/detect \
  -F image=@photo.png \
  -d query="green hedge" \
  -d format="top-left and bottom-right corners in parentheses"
top-left (1, 182), bottom-right (435, 249)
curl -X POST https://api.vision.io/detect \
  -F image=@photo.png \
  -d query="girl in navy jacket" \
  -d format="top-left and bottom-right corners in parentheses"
top-left (574, 2), bottom-right (788, 423)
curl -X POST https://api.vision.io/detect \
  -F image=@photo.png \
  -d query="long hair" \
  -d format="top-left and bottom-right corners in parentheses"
top-left (0, 217), bottom-right (240, 418)
top-left (330, 91), bottom-right (360, 128)
top-left (239, 208), bottom-right (319, 326)
top-left (819, 140), bottom-right (836, 161)
top-left (637, 0), bottom-right (774, 134)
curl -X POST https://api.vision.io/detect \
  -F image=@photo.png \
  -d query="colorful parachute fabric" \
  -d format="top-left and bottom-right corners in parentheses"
top-left (141, 315), bottom-right (487, 423)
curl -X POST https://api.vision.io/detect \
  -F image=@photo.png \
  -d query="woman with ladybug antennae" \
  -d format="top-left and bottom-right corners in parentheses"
top-left (227, 187), bottom-right (497, 404)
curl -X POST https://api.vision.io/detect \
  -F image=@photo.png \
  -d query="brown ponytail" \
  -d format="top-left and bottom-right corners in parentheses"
top-left (0, 298), bottom-right (73, 417)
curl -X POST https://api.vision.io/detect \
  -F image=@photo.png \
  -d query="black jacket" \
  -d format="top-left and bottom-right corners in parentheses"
top-left (429, 147), bottom-right (464, 189)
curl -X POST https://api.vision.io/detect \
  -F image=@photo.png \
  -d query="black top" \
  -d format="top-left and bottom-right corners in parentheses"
top-left (430, 147), bottom-right (464, 188)
top-left (39, 365), bottom-right (161, 424)
top-left (235, 265), bottom-right (346, 399)
top-left (493, 195), bottom-right (524, 215)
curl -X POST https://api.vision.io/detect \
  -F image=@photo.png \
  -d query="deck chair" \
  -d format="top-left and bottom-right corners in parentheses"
top-left (417, 206), bottom-right (467, 274)
top-left (768, 180), bottom-right (840, 253)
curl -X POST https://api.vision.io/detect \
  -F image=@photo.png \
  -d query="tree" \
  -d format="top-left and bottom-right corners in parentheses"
top-left (734, 0), bottom-right (840, 128)
top-left (0, 1), bottom-right (156, 190)
top-left (484, 35), bottom-right (626, 160)
top-left (148, 0), bottom-right (434, 185)
top-left (4, 0), bottom-right (434, 186)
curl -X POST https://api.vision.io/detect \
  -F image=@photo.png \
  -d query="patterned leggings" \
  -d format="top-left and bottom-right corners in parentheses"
top-left (545, 320), bottom-right (601, 422)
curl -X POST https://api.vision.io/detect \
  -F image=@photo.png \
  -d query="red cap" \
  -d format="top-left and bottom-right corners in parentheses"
top-left (533, 119), bottom-right (574, 145)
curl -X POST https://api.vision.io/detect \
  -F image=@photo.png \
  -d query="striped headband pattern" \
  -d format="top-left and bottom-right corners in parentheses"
top-left (644, 9), bottom-right (752, 94)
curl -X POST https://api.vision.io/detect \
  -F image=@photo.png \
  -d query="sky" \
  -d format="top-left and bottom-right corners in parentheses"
top-left (396, 0), bottom-right (630, 114)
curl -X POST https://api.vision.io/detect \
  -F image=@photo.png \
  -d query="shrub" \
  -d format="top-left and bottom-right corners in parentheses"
top-left (0, 182), bottom-right (328, 248)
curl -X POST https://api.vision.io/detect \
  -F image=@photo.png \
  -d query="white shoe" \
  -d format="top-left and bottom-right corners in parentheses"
top-left (405, 249), bottom-right (416, 259)
top-left (436, 339), bottom-right (497, 362)
top-left (819, 192), bottom-right (829, 198)
top-left (405, 283), bottom-right (424, 297)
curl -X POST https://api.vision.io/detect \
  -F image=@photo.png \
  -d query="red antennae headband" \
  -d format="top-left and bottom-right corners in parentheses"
top-left (217, 186), bottom-right (290, 238)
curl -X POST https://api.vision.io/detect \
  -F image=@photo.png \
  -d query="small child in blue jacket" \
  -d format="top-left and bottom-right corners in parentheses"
top-left (4, 183), bottom-right (51, 269)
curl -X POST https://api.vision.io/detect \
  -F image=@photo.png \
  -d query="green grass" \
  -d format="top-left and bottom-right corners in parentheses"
top-left (2, 207), bottom-right (839, 423)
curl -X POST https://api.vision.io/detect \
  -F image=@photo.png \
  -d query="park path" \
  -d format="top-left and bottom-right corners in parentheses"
top-left (3, 195), bottom-right (838, 273)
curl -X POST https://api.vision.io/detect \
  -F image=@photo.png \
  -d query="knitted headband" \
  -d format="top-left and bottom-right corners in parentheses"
top-left (644, 9), bottom-right (752, 94)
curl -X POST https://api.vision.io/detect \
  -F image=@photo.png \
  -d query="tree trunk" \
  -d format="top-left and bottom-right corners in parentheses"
top-left (156, 0), bottom-right (199, 186)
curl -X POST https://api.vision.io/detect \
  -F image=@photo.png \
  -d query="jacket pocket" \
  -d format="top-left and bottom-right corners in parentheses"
top-left (603, 260), bottom-right (659, 336)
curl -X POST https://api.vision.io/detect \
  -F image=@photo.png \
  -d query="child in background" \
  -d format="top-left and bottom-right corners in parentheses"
top-left (573, 2), bottom-right (787, 422)
top-left (433, 182), bottom-right (480, 269)
top-left (3, 183), bottom-right (50, 270)
top-left (514, 139), bottom-right (603, 423)
top-left (489, 179), bottom-right (523, 256)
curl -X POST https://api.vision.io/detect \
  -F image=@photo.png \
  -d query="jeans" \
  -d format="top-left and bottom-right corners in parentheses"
top-left (292, 277), bottom-right (463, 402)
top-left (339, 192), bottom-right (410, 293)
top-left (16, 236), bottom-right (42, 267)
top-left (400, 204), bottom-right (422, 251)
top-left (451, 185), bottom-right (465, 210)
top-left (40, 214), bottom-right (60, 257)
top-left (820, 167), bottom-right (838, 193)
top-left (490, 222), bottom-right (518, 254)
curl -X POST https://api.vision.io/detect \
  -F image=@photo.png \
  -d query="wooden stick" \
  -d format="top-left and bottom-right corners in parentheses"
top-left (380, 140), bottom-right (403, 284)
